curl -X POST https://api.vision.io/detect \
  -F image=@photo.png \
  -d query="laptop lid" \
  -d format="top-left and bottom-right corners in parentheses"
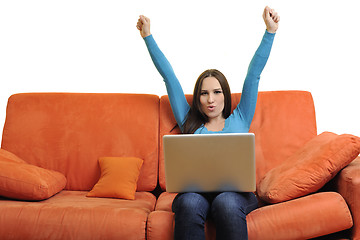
top-left (163, 133), bottom-right (256, 193)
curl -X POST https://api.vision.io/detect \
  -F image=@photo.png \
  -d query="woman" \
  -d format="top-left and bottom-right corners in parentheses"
top-left (137, 6), bottom-right (279, 240)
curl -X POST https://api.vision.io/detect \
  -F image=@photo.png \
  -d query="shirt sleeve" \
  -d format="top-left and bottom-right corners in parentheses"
top-left (234, 30), bottom-right (275, 128)
top-left (144, 35), bottom-right (190, 131)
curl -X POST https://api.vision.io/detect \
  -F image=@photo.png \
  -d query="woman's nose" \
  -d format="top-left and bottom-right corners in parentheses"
top-left (208, 94), bottom-right (214, 103)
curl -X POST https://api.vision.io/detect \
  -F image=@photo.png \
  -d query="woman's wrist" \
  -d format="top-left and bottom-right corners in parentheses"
top-left (141, 29), bottom-right (151, 38)
top-left (143, 33), bottom-right (152, 40)
top-left (265, 29), bottom-right (276, 35)
top-left (266, 28), bottom-right (277, 34)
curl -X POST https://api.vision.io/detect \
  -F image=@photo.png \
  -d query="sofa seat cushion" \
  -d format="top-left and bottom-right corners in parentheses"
top-left (155, 192), bottom-right (177, 211)
top-left (336, 157), bottom-right (360, 240)
top-left (0, 190), bottom-right (156, 240)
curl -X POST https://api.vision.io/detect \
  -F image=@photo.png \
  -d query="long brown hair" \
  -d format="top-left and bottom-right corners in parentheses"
top-left (182, 69), bottom-right (232, 133)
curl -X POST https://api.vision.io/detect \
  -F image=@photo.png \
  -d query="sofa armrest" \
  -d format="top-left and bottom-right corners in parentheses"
top-left (334, 156), bottom-right (360, 239)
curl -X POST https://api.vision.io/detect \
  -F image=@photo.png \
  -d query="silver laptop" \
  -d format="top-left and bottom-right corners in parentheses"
top-left (163, 133), bottom-right (256, 193)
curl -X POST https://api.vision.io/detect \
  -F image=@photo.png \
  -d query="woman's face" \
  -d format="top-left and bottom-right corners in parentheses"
top-left (199, 76), bottom-right (225, 120)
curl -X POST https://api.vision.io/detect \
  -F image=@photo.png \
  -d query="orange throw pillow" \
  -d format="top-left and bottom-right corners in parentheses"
top-left (0, 148), bottom-right (26, 164)
top-left (0, 149), bottom-right (67, 201)
top-left (258, 132), bottom-right (360, 204)
top-left (87, 157), bottom-right (143, 200)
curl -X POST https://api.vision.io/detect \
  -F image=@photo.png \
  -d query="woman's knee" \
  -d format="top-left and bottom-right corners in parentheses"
top-left (212, 192), bottom-right (243, 216)
top-left (172, 192), bottom-right (210, 215)
top-left (211, 192), bottom-right (258, 218)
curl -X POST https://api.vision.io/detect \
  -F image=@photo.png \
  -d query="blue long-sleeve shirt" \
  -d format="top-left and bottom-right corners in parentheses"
top-left (144, 31), bottom-right (275, 134)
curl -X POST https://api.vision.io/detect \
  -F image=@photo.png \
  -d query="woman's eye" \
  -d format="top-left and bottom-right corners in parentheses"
top-left (215, 90), bottom-right (222, 94)
top-left (200, 92), bottom-right (208, 95)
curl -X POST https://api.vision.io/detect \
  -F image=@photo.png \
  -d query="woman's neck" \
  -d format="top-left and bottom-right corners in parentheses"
top-left (205, 117), bottom-right (225, 132)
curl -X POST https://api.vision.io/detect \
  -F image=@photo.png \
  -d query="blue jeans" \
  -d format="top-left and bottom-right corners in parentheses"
top-left (172, 192), bottom-right (258, 240)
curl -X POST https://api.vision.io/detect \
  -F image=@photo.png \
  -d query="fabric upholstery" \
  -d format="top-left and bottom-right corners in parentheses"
top-left (147, 211), bottom-right (216, 240)
top-left (0, 191), bottom-right (156, 240)
top-left (1, 93), bottom-right (159, 191)
top-left (0, 91), bottom-right (356, 240)
top-left (155, 192), bottom-right (177, 211)
top-left (336, 157), bottom-right (360, 239)
top-left (258, 132), bottom-right (360, 203)
top-left (159, 91), bottom-right (317, 190)
top-left (147, 211), bottom-right (175, 240)
top-left (0, 150), bottom-right (66, 201)
top-left (0, 149), bottom-right (26, 164)
top-left (247, 192), bottom-right (353, 240)
top-left (87, 157), bottom-right (143, 200)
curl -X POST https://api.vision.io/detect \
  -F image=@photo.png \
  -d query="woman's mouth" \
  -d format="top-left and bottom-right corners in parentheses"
top-left (207, 106), bottom-right (215, 111)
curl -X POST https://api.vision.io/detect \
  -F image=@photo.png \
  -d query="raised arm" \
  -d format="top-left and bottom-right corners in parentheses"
top-left (235, 7), bottom-right (280, 128)
top-left (137, 15), bottom-right (190, 131)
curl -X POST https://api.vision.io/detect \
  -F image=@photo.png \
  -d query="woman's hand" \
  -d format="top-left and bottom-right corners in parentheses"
top-left (136, 15), bottom-right (151, 38)
top-left (263, 6), bottom-right (280, 33)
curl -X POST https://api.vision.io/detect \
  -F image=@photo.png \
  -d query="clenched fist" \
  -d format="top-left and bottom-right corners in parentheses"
top-left (263, 6), bottom-right (280, 33)
top-left (136, 15), bottom-right (151, 38)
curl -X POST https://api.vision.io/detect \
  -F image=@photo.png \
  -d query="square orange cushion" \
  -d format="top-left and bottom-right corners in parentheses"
top-left (0, 149), bottom-right (67, 201)
top-left (87, 157), bottom-right (143, 200)
top-left (258, 132), bottom-right (360, 204)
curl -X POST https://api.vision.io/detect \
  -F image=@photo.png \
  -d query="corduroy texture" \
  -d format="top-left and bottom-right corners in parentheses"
top-left (258, 132), bottom-right (360, 203)
top-left (1, 93), bottom-right (159, 191)
top-left (87, 157), bottom-right (143, 200)
top-left (0, 149), bottom-right (66, 201)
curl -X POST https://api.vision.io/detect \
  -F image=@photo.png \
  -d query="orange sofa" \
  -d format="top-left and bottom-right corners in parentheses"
top-left (0, 91), bottom-right (359, 240)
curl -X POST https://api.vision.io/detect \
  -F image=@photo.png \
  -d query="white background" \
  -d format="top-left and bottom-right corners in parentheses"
top-left (0, 0), bottom-right (359, 141)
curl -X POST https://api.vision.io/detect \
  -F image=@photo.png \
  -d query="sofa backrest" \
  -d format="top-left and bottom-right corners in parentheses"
top-left (1, 93), bottom-right (159, 191)
top-left (159, 91), bottom-right (317, 190)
